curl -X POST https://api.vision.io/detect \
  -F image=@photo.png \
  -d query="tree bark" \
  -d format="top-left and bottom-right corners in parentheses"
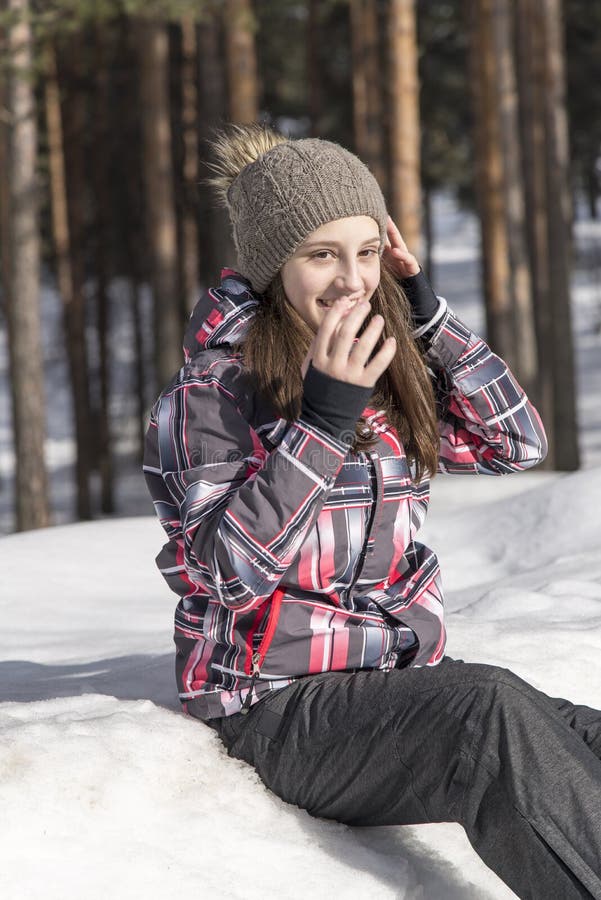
top-left (0, 31), bottom-right (11, 316)
top-left (136, 19), bottom-right (182, 390)
top-left (180, 15), bottom-right (201, 313)
top-left (54, 34), bottom-right (94, 519)
top-left (467, 0), bottom-right (515, 367)
top-left (198, 3), bottom-right (237, 286)
top-left (515, 0), bottom-right (555, 463)
top-left (350, 0), bottom-right (387, 195)
top-left (387, 0), bottom-right (422, 257)
top-left (491, 0), bottom-right (538, 394)
top-left (91, 25), bottom-right (114, 514)
top-left (541, 0), bottom-right (579, 469)
top-left (3, 0), bottom-right (51, 531)
top-left (307, 0), bottom-right (324, 137)
top-left (422, 185), bottom-right (434, 284)
top-left (119, 16), bottom-right (150, 458)
top-left (516, 0), bottom-right (579, 469)
top-left (223, 0), bottom-right (260, 123)
top-left (585, 167), bottom-right (599, 220)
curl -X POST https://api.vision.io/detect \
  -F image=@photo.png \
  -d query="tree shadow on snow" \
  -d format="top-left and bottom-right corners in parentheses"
top-left (0, 654), bottom-right (180, 710)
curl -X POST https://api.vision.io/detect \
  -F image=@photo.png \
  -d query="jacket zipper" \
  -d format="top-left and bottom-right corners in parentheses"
top-left (239, 585), bottom-right (285, 715)
top-left (348, 452), bottom-right (379, 595)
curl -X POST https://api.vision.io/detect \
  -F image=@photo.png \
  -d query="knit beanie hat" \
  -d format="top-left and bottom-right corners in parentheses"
top-left (205, 123), bottom-right (388, 294)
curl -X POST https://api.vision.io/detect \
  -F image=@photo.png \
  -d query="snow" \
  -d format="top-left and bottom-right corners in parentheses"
top-left (1, 193), bottom-right (601, 898)
top-left (2, 468), bottom-right (601, 899)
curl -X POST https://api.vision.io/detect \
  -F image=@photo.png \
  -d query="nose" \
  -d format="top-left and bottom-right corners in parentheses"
top-left (333, 260), bottom-right (364, 297)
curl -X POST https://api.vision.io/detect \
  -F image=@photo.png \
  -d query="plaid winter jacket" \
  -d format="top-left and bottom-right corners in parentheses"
top-left (143, 268), bottom-right (547, 720)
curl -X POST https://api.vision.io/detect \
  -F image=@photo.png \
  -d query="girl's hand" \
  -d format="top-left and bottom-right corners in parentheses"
top-left (382, 215), bottom-right (421, 279)
top-left (301, 298), bottom-right (396, 388)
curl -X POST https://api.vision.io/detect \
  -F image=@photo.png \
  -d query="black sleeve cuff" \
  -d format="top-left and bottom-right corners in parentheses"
top-left (300, 362), bottom-right (374, 445)
top-left (400, 268), bottom-right (439, 326)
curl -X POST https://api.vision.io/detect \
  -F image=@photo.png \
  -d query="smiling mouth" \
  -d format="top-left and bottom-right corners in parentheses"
top-left (317, 298), bottom-right (361, 308)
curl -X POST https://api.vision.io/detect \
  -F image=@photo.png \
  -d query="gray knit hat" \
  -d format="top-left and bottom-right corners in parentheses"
top-left (224, 136), bottom-right (388, 294)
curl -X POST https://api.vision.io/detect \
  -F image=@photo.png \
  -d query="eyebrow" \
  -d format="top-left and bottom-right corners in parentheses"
top-left (301, 236), bottom-right (381, 249)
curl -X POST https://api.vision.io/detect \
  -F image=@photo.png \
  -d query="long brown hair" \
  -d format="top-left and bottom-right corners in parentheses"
top-left (233, 261), bottom-right (440, 482)
top-left (203, 121), bottom-right (439, 481)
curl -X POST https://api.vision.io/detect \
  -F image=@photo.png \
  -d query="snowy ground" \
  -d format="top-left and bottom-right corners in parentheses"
top-left (1, 194), bottom-right (601, 898)
top-left (2, 467), bottom-right (601, 900)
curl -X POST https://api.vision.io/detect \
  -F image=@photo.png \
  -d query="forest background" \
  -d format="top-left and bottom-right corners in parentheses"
top-left (1, 0), bottom-right (600, 535)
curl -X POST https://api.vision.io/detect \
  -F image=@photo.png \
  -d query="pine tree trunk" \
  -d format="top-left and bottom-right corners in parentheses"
top-left (223, 0), bottom-right (260, 123)
top-left (467, 0), bottom-right (514, 364)
top-left (180, 15), bottom-right (200, 313)
top-left (54, 35), bottom-right (94, 519)
top-left (307, 0), bottom-right (324, 137)
top-left (541, 0), bottom-right (579, 469)
top-left (515, 0), bottom-right (556, 464)
top-left (422, 185), bottom-right (434, 284)
top-left (467, 0), bottom-right (539, 393)
top-left (585, 167), bottom-right (599, 220)
top-left (3, 0), bottom-right (51, 531)
top-left (0, 32), bottom-right (11, 317)
top-left (120, 16), bottom-right (150, 456)
top-left (350, 0), bottom-right (387, 194)
top-left (136, 19), bottom-right (182, 390)
top-left (198, 3), bottom-right (237, 286)
top-left (387, 0), bottom-right (422, 257)
top-left (491, 0), bottom-right (537, 395)
top-left (516, 0), bottom-right (579, 469)
top-left (91, 25), bottom-right (114, 514)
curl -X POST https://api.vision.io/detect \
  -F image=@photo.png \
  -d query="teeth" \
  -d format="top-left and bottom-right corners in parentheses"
top-left (318, 299), bottom-right (359, 308)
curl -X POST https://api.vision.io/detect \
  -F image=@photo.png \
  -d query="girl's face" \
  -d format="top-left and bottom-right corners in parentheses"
top-left (280, 216), bottom-right (382, 333)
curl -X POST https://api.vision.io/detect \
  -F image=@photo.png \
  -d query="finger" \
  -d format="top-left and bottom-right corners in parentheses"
top-left (347, 313), bottom-right (386, 369)
top-left (364, 334), bottom-right (397, 383)
top-left (386, 217), bottom-right (396, 246)
top-left (328, 300), bottom-right (373, 366)
top-left (387, 215), bottom-right (409, 253)
top-left (312, 299), bottom-right (354, 362)
top-left (392, 249), bottom-right (414, 264)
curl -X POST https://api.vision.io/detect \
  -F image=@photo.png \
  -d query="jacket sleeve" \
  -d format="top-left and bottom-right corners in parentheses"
top-left (419, 299), bottom-right (548, 474)
top-left (155, 362), bottom-right (350, 613)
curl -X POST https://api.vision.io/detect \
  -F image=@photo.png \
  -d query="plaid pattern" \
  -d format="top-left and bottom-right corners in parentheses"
top-left (143, 270), bottom-right (547, 720)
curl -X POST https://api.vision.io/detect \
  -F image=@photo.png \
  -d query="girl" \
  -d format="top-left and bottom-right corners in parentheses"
top-left (143, 122), bottom-right (601, 899)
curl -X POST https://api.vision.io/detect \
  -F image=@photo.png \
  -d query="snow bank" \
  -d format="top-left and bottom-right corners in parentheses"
top-left (2, 468), bottom-right (600, 898)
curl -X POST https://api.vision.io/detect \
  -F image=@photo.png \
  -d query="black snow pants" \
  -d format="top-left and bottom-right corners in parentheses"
top-left (203, 656), bottom-right (601, 899)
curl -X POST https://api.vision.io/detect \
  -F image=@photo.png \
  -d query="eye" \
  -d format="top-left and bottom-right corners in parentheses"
top-left (311, 248), bottom-right (379, 260)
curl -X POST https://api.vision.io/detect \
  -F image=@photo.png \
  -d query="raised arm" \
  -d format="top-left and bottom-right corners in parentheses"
top-left (385, 214), bottom-right (548, 475)
top-left (423, 301), bottom-right (548, 474)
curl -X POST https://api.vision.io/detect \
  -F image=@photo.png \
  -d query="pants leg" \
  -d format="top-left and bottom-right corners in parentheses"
top-left (545, 694), bottom-right (601, 760)
top-left (207, 658), bottom-right (601, 900)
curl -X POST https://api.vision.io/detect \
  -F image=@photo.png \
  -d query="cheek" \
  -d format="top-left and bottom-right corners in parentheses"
top-left (299, 272), bottom-right (324, 298)
top-left (282, 266), bottom-right (320, 302)
top-left (368, 270), bottom-right (381, 295)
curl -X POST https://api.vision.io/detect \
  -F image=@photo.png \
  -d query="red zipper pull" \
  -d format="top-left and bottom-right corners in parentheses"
top-left (238, 587), bottom-right (285, 716)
